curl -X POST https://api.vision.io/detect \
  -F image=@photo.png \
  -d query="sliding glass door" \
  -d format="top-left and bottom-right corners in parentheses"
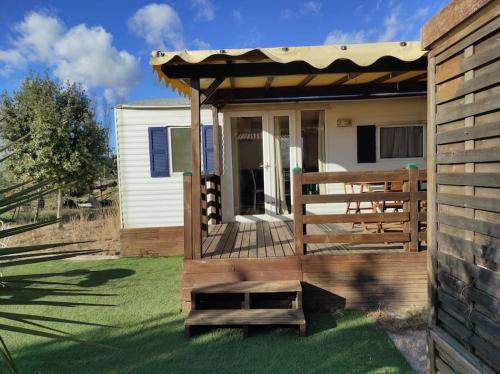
top-left (272, 115), bottom-right (292, 214)
top-left (230, 112), bottom-right (295, 217)
top-left (231, 116), bottom-right (265, 215)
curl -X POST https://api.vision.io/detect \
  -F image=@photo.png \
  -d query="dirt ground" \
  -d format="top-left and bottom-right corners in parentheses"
top-left (370, 307), bottom-right (428, 373)
top-left (8, 208), bottom-right (120, 256)
top-left (388, 329), bottom-right (427, 374)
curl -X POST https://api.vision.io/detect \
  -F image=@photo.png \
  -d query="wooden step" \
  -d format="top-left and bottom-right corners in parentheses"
top-left (191, 280), bottom-right (301, 294)
top-left (185, 308), bottom-right (306, 337)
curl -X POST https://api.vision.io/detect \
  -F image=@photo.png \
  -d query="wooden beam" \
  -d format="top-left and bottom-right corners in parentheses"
top-left (369, 71), bottom-right (406, 84)
top-left (401, 72), bottom-right (427, 82)
top-left (209, 81), bottom-right (426, 104)
top-left (298, 74), bottom-right (316, 87)
top-left (161, 56), bottom-right (427, 79)
top-left (201, 77), bottom-right (224, 105)
top-left (329, 73), bottom-right (362, 85)
top-left (190, 79), bottom-right (202, 259)
top-left (265, 76), bottom-right (274, 89)
top-left (211, 106), bottom-right (222, 176)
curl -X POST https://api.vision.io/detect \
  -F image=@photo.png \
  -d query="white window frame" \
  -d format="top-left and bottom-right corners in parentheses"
top-left (377, 123), bottom-right (426, 161)
top-left (168, 126), bottom-right (191, 175)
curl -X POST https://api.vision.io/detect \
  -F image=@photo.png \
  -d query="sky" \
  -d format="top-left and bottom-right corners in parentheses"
top-left (0, 0), bottom-right (447, 149)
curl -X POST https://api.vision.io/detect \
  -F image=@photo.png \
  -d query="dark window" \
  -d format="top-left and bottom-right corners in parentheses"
top-left (148, 127), bottom-right (169, 177)
top-left (380, 126), bottom-right (423, 158)
top-left (357, 125), bottom-right (376, 163)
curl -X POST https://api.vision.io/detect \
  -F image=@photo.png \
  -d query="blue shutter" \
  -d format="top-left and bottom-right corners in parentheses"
top-left (202, 125), bottom-right (215, 174)
top-left (148, 127), bottom-right (170, 177)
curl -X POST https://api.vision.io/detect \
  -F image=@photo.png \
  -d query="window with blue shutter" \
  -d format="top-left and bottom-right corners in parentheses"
top-left (148, 127), bottom-right (170, 177)
top-left (202, 125), bottom-right (215, 174)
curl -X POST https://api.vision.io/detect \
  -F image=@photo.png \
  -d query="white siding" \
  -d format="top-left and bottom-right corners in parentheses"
top-left (221, 97), bottom-right (427, 217)
top-left (115, 106), bottom-right (214, 228)
top-left (117, 97), bottom-right (427, 227)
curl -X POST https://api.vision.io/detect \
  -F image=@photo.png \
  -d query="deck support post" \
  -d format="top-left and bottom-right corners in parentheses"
top-left (292, 168), bottom-right (305, 255)
top-left (191, 78), bottom-right (202, 259)
top-left (183, 172), bottom-right (193, 259)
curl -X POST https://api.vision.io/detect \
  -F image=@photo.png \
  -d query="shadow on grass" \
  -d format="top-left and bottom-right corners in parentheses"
top-left (11, 310), bottom-right (414, 374)
top-left (4, 258), bottom-right (413, 374)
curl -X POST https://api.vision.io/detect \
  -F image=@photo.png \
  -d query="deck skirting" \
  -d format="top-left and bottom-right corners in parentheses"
top-left (182, 251), bottom-right (427, 312)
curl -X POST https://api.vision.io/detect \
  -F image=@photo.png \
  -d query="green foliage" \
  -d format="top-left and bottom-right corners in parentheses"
top-left (0, 141), bottom-right (103, 372)
top-left (0, 73), bottom-right (108, 186)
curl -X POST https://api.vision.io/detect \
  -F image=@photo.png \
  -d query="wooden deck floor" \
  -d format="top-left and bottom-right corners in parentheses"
top-left (202, 221), bottom-right (404, 259)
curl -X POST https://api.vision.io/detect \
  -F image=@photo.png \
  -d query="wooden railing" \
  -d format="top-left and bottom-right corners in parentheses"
top-left (183, 172), bottom-right (222, 259)
top-left (292, 167), bottom-right (427, 255)
top-left (201, 173), bottom-right (222, 236)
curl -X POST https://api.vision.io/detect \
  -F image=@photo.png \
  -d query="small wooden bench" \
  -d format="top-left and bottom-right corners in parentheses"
top-left (185, 280), bottom-right (306, 337)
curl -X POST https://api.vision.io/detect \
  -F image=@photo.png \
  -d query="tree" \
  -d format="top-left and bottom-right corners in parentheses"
top-left (0, 73), bottom-right (108, 226)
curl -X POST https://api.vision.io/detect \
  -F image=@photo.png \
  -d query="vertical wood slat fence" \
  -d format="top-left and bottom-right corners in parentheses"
top-left (292, 167), bottom-right (427, 255)
top-left (424, 2), bottom-right (500, 372)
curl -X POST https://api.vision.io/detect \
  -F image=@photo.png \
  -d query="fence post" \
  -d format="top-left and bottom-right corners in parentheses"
top-left (404, 165), bottom-right (419, 252)
top-left (292, 168), bottom-right (306, 255)
top-left (183, 172), bottom-right (193, 259)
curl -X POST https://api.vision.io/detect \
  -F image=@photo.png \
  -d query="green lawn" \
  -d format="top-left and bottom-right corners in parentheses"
top-left (1, 257), bottom-right (414, 373)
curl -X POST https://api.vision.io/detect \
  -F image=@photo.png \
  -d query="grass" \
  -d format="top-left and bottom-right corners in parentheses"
top-left (2, 257), bottom-right (415, 373)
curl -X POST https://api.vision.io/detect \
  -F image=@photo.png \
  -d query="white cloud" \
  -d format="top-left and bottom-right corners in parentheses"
top-left (191, 0), bottom-right (215, 22)
top-left (128, 3), bottom-right (184, 50)
top-left (378, 9), bottom-right (400, 41)
top-left (377, 4), bottom-right (431, 42)
top-left (280, 9), bottom-right (293, 20)
top-left (0, 11), bottom-right (141, 99)
top-left (191, 38), bottom-right (211, 50)
top-left (232, 9), bottom-right (243, 23)
top-left (323, 30), bottom-right (367, 45)
top-left (301, 1), bottom-right (322, 15)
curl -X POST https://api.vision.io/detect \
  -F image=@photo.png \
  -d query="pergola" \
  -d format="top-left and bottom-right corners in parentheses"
top-left (150, 41), bottom-right (428, 256)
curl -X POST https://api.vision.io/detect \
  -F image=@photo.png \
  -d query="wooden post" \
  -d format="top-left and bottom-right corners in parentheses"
top-left (404, 165), bottom-right (419, 252)
top-left (183, 172), bottom-right (193, 259)
top-left (426, 54), bottom-right (437, 374)
top-left (191, 79), bottom-right (202, 259)
top-left (292, 168), bottom-right (305, 255)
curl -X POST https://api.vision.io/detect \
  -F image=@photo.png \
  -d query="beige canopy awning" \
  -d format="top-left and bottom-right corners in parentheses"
top-left (150, 42), bottom-right (428, 103)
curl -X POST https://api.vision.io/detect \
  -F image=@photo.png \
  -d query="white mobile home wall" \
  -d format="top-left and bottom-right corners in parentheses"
top-left (221, 96), bottom-right (427, 218)
top-left (115, 104), bottom-right (215, 229)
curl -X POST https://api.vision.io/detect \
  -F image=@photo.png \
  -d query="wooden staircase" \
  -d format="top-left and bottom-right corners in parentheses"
top-left (184, 280), bottom-right (306, 337)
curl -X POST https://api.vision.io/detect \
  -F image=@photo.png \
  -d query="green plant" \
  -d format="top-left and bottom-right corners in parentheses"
top-left (0, 137), bottom-right (103, 373)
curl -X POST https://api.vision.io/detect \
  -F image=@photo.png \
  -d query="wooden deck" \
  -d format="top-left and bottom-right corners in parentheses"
top-left (202, 221), bottom-right (404, 259)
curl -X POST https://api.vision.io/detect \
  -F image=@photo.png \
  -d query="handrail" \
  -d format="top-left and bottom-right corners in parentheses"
top-left (292, 168), bottom-right (427, 254)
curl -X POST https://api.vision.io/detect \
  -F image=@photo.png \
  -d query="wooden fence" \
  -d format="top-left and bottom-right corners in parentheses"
top-left (292, 168), bottom-right (427, 255)
top-left (424, 1), bottom-right (500, 372)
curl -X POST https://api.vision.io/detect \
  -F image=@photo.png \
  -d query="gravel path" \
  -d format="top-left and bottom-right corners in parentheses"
top-left (388, 329), bottom-right (427, 374)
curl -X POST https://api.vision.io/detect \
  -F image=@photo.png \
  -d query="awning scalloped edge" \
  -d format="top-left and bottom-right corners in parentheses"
top-left (152, 65), bottom-right (190, 97)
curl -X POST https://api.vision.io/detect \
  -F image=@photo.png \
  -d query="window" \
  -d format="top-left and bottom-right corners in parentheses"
top-left (380, 125), bottom-right (424, 159)
top-left (170, 127), bottom-right (191, 173)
